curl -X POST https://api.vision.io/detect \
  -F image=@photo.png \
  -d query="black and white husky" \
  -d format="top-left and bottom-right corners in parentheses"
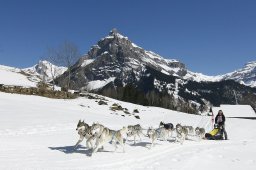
top-left (175, 123), bottom-right (188, 144)
top-left (91, 123), bottom-right (128, 155)
top-left (147, 127), bottom-right (169, 149)
top-left (127, 124), bottom-right (144, 144)
top-left (74, 120), bottom-right (95, 149)
top-left (159, 121), bottom-right (174, 137)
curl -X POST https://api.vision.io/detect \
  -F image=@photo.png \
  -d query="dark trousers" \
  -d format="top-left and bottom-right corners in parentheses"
top-left (220, 125), bottom-right (228, 140)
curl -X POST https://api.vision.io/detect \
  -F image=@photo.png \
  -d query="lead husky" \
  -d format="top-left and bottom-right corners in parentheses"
top-left (147, 127), bottom-right (169, 149)
top-left (92, 125), bottom-right (128, 154)
top-left (90, 122), bottom-right (105, 138)
top-left (175, 123), bottom-right (188, 144)
top-left (127, 124), bottom-right (144, 144)
top-left (74, 120), bottom-right (95, 149)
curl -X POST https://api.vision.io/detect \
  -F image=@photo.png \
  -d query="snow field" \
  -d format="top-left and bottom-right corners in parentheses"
top-left (0, 92), bottom-right (256, 170)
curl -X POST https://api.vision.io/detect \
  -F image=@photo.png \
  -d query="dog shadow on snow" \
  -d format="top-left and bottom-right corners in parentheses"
top-left (48, 145), bottom-right (111, 157)
top-left (48, 145), bottom-right (88, 155)
top-left (127, 141), bottom-right (162, 149)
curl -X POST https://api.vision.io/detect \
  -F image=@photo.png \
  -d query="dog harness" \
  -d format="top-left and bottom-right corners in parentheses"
top-left (111, 131), bottom-right (117, 143)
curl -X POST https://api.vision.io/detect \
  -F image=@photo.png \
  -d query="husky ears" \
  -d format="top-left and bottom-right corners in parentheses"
top-left (79, 119), bottom-right (81, 123)
top-left (82, 120), bottom-right (85, 123)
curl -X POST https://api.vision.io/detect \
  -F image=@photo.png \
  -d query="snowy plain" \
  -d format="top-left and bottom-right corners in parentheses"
top-left (0, 92), bottom-right (256, 170)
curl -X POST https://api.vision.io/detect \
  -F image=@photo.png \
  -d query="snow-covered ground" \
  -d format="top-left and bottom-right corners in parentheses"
top-left (0, 92), bottom-right (256, 170)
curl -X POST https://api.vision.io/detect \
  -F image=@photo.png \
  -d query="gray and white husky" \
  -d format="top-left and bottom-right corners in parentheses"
top-left (147, 127), bottom-right (169, 149)
top-left (127, 124), bottom-right (144, 144)
top-left (183, 125), bottom-right (194, 135)
top-left (90, 122), bottom-right (106, 138)
top-left (92, 126), bottom-right (128, 154)
top-left (195, 127), bottom-right (205, 140)
top-left (74, 120), bottom-right (95, 149)
top-left (175, 123), bottom-right (188, 144)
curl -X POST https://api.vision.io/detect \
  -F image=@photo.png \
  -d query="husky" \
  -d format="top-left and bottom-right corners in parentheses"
top-left (195, 127), bottom-right (205, 140)
top-left (74, 120), bottom-right (95, 149)
top-left (127, 124), bottom-right (144, 144)
top-left (147, 127), bottom-right (169, 149)
top-left (90, 122), bottom-right (105, 137)
top-left (159, 121), bottom-right (174, 137)
top-left (183, 125), bottom-right (194, 135)
top-left (175, 123), bottom-right (188, 144)
top-left (92, 126), bottom-right (128, 154)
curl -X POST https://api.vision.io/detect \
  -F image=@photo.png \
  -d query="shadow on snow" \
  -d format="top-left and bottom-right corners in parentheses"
top-left (49, 145), bottom-right (112, 157)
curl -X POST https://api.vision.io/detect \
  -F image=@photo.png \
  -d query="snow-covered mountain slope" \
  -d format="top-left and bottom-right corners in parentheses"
top-left (183, 61), bottom-right (256, 87)
top-left (23, 60), bottom-right (67, 82)
top-left (0, 65), bottom-right (37, 87)
top-left (0, 61), bottom-right (67, 88)
top-left (183, 70), bottom-right (223, 82)
top-left (0, 92), bottom-right (255, 170)
top-left (221, 61), bottom-right (256, 87)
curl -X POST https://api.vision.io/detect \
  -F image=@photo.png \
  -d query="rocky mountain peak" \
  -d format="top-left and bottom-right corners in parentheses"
top-left (109, 28), bottom-right (119, 35)
top-left (59, 29), bottom-right (256, 90)
top-left (57, 29), bottom-right (189, 90)
top-left (23, 60), bottom-right (67, 82)
top-left (86, 29), bottom-right (186, 73)
top-left (108, 28), bottom-right (128, 39)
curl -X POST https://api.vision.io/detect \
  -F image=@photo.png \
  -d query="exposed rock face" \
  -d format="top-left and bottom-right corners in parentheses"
top-left (56, 29), bottom-right (187, 90)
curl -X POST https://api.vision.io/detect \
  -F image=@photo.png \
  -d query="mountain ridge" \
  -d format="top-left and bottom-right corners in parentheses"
top-left (57, 29), bottom-right (256, 88)
top-left (1, 29), bottom-right (255, 113)
top-left (54, 29), bottom-right (256, 113)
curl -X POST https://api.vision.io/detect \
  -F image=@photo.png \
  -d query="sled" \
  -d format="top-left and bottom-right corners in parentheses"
top-left (205, 124), bottom-right (224, 140)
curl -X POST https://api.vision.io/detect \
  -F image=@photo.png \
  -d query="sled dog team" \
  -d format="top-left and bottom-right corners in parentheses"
top-left (74, 120), bottom-right (205, 155)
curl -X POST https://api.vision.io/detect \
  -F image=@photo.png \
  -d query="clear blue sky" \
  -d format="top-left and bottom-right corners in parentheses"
top-left (0, 0), bottom-right (255, 75)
